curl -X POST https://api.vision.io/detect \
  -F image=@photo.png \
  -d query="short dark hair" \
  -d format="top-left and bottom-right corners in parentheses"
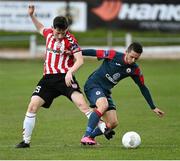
top-left (53, 16), bottom-right (68, 30)
top-left (127, 42), bottom-right (143, 54)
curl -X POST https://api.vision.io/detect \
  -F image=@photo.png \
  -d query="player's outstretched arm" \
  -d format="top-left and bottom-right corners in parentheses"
top-left (28, 5), bottom-right (44, 35)
top-left (137, 84), bottom-right (165, 117)
top-left (132, 76), bottom-right (165, 117)
top-left (82, 49), bottom-right (116, 60)
top-left (152, 107), bottom-right (165, 117)
top-left (82, 49), bottom-right (97, 57)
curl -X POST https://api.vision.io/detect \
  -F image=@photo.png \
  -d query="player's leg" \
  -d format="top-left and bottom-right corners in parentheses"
top-left (90, 110), bottom-right (117, 140)
top-left (85, 96), bottom-right (108, 136)
top-left (80, 86), bottom-right (111, 145)
top-left (71, 91), bottom-right (106, 144)
top-left (71, 91), bottom-right (107, 136)
top-left (16, 77), bottom-right (54, 148)
top-left (23, 96), bottom-right (45, 142)
top-left (81, 96), bottom-right (109, 145)
top-left (71, 91), bottom-right (91, 114)
top-left (89, 96), bottom-right (117, 140)
top-left (71, 91), bottom-right (98, 145)
top-left (90, 119), bottom-right (106, 138)
top-left (102, 109), bottom-right (118, 129)
top-left (16, 96), bottom-right (45, 148)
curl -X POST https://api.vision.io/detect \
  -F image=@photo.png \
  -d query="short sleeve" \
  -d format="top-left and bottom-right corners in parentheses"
top-left (43, 28), bottom-right (53, 39)
top-left (66, 33), bottom-right (81, 54)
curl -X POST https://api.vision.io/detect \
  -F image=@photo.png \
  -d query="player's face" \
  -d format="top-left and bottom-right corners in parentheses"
top-left (125, 50), bottom-right (141, 64)
top-left (53, 28), bottom-right (68, 39)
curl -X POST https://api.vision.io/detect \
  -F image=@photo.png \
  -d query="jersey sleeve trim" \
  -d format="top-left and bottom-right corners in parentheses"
top-left (66, 32), bottom-right (81, 55)
top-left (134, 67), bottom-right (144, 85)
top-left (96, 50), bottom-right (116, 59)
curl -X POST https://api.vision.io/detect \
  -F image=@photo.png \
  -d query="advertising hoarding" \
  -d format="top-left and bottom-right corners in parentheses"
top-left (88, 0), bottom-right (180, 31)
top-left (0, 1), bottom-right (87, 32)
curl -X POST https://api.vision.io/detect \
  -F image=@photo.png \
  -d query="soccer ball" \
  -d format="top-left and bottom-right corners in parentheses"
top-left (122, 131), bottom-right (141, 148)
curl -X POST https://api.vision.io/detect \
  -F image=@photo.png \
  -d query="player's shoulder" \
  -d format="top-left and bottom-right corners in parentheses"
top-left (65, 31), bottom-right (81, 52)
top-left (130, 62), bottom-right (139, 70)
top-left (114, 51), bottom-right (124, 56)
top-left (43, 28), bottom-right (53, 33)
top-left (65, 31), bottom-right (77, 42)
top-left (42, 28), bottom-right (53, 37)
top-left (131, 62), bottom-right (143, 75)
top-left (113, 51), bottom-right (126, 62)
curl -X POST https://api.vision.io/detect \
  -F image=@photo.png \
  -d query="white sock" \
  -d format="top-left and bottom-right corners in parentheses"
top-left (97, 120), bottom-right (106, 133)
top-left (23, 112), bottom-right (36, 144)
top-left (85, 110), bottom-right (106, 133)
top-left (85, 110), bottom-right (93, 119)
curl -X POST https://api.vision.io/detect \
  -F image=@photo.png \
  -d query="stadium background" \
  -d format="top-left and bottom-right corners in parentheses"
top-left (0, 0), bottom-right (180, 160)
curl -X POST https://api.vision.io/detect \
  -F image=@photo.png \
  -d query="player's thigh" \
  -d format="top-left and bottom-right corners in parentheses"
top-left (71, 91), bottom-right (90, 114)
top-left (102, 110), bottom-right (118, 129)
top-left (27, 95), bottom-right (45, 113)
top-left (85, 87), bottom-right (109, 113)
top-left (96, 97), bottom-right (109, 114)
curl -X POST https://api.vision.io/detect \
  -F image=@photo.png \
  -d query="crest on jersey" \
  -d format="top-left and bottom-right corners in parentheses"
top-left (113, 73), bottom-right (120, 80)
top-left (126, 68), bottom-right (131, 73)
top-left (103, 50), bottom-right (109, 57)
top-left (96, 91), bottom-right (101, 95)
top-left (57, 42), bottom-right (62, 48)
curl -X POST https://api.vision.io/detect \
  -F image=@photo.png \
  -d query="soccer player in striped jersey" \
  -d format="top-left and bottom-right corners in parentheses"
top-left (80, 42), bottom-right (165, 145)
top-left (16, 5), bottom-right (111, 148)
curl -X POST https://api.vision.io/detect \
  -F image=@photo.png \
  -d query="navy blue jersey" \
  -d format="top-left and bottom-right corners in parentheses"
top-left (82, 49), bottom-right (156, 109)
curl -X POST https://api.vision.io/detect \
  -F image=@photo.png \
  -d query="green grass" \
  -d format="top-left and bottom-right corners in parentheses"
top-left (0, 59), bottom-right (180, 159)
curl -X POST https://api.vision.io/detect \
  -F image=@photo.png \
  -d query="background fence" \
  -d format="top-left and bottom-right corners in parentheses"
top-left (1, 33), bottom-right (180, 59)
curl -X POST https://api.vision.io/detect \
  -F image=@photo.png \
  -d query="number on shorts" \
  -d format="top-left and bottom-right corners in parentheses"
top-left (34, 86), bottom-right (41, 93)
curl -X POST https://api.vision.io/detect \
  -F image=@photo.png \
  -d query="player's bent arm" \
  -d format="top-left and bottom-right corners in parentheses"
top-left (28, 5), bottom-right (44, 35)
top-left (69, 51), bottom-right (84, 74)
top-left (65, 51), bottom-right (84, 87)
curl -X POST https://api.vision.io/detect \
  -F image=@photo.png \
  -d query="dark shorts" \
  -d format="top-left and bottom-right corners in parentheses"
top-left (32, 74), bottom-right (81, 108)
top-left (84, 86), bottom-right (116, 111)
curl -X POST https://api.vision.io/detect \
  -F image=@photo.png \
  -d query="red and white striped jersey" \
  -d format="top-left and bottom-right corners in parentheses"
top-left (42, 28), bottom-right (81, 75)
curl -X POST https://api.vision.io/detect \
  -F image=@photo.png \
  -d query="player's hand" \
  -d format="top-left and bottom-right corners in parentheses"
top-left (64, 50), bottom-right (72, 55)
top-left (28, 5), bottom-right (35, 16)
top-left (65, 71), bottom-right (74, 87)
top-left (153, 107), bottom-right (165, 117)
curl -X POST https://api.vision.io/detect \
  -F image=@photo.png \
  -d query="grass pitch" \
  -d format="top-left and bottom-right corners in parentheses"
top-left (0, 58), bottom-right (180, 160)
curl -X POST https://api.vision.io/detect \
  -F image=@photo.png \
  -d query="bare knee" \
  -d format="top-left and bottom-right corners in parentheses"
top-left (111, 120), bottom-right (119, 129)
top-left (76, 101), bottom-right (90, 114)
top-left (27, 96), bottom-right (44, 113)
top-left (107, 120), bottom-right (119, 129)
top-left (71, 93), bottom-right (90, 114)
top-left (96, 98), bottom-right (109, 114)
top-left (27, 102), bottom-right (39, 113)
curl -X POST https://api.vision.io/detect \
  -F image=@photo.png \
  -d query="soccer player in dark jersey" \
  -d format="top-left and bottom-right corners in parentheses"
top-left (80, 42), bottom-right (165, 145)
top-left (16, 5), bottom-right (110, 148)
